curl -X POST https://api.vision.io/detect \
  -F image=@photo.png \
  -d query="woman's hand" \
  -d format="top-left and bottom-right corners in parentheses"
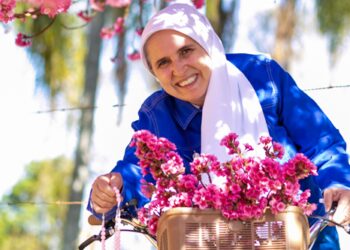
top-left (90, 172), bottom-right (123, 214)
top-left (324, 187), bottom-right (350, 226)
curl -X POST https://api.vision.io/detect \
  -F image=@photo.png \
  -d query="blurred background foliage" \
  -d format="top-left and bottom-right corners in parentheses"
top-left (0, 157), bottom-right (73, 249)
top-left (1, 0), bottom-right (350, 249)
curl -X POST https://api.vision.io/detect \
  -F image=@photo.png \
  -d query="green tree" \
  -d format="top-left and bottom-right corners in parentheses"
top-left (0, 157), bottom-right (73, 250)
top-left (12, 10), bottom-right (92, 249)
top-left (250, 0), bottom-right (350, 70)
top-left (62, 11), bottom-right (106, 250)
top-left (16, 13), bottom-right (86, 106)
top-left (206, 0), bottom-right (238, 52)
top-left (315, 0), bottom-right (350, 65)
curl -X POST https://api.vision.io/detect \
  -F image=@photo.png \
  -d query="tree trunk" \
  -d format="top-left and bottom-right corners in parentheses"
top-left (206, 0), bottom-right (238, 52)
top-left (62, 12), bottom-right (105, 250)
top-left (115, 31), bottom-right (128, 125)
top-left (272, 0), bottom-right (297, 70)
top-left (218, 0), bottom-right (238, 52)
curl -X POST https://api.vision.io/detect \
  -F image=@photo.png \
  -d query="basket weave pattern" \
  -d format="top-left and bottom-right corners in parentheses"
top-left (157, 206), bottom-right (309, 250)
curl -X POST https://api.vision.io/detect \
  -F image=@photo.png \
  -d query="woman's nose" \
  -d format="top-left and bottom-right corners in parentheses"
top-left (171, 59), bottom-right (186, 76)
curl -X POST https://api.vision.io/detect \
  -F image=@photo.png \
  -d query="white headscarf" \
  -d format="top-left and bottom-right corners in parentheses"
top-left (140, 1), bottom-right (269, 161)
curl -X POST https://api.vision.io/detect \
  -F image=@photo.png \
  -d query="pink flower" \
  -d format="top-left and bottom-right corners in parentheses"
top-left (259, 135), bottom-right (272, 145)
top-left (39, 0), bottom-right (71, 18)
top-left (169, 192), bottom-right (192, 207)
top-left (192, 0), bottom-right (204, 9)
top-left (220, 132), bottom-right (240, 155)
top-left (268, 179), bottom-right (282, 192)
top-left (192, 184), bottom-right (222, 210)
top-left (192, 187), bottom-right (210, 209)
top-left (0, 0), bottom-right (16, 23)
top-left (284, 153), bottom-right (318, 179)
top-left (15, 33), bottom-right (32, 47)
top-left (98, 17), bottom-right (125, 40)
top-left (114, 17), bottom-right (124, 33)
top-left (127, 51), bottom-right (141, 61)
top-left (161, 152), bottom-right (185, 176)
top-left (156, 178), bottom-right (171, 192)
top-left (272, 141), bottom-right (285, 159)
top-left (147, 216), bottom-right (159, 235)
top-left (261, 158), bottom-right (281, 179)
top-left (105, 0), bottom-right (131, 8)
top-left (135, 27), bottom-right (143, 36)
top-left (259, 136), bottom-right (285, 159)
top-left (270, 198), bottom-right (286, 214)
top-left (244, 143), bottom-right (253, 152)
top-left (190, 154), bottom-right (217, 175)
top-left (132, 130), bottom-right (317, 236)
top-left (77, 10), bottom-right (93, 22)
top-left (301, 203), bottom-right (317, 216)
top-left (178, 174), bottom-right (198, 192)
top-left (284, 181), bottom-right (300, 196)
top-left (137, 207), bottom-right (149, 225)
top-left (100, 27), bottom-right (115, 39)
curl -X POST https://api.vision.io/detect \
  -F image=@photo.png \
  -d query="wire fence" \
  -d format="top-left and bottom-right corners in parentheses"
top-left (29, 84), bottom-right (350, 115)
top-left (0, 201), bottom-right (85, 206)
top-left (303, 84), bottom-right (350, 92)
top-left (2, 83), bottom-right (350, 207)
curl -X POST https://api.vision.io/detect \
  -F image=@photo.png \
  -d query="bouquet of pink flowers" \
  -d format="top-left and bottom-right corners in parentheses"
top-left (130, 130), bottom-right (318, 235)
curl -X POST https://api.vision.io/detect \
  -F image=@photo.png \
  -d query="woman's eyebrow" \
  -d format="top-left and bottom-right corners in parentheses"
top-left (178, 44), bottom-right (195, 52)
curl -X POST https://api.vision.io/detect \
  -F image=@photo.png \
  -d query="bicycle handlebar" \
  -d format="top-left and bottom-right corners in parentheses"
top-left (79, 201), bottom-right (349, 250)
top-left (79, 219), bottom-right (117, 250)
top-left (78, 199), bottom-right (156, 250)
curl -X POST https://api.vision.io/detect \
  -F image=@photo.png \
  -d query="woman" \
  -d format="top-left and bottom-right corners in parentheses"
top-left (88, 2), bottom-right (350, 249)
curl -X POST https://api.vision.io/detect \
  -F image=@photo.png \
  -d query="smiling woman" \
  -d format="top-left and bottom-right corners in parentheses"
top-left (139, 2), bottom-right (269, 160)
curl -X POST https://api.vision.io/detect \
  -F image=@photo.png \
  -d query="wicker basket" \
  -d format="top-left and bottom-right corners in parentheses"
top-left (156, 206), bottom-right (310, 250)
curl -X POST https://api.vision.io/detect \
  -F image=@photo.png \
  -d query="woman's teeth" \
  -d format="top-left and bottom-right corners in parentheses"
top-left (178, 75), bottom-right (196, 87)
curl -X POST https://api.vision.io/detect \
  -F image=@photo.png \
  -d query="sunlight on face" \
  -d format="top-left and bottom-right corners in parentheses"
top-left (145, 30), bottom-right (212, 106)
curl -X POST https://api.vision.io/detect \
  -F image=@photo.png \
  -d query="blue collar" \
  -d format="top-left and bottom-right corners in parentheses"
top-left (172, 96), bottom-right (201, 130)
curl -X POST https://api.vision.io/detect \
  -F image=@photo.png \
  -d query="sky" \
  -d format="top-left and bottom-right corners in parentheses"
top-left (1, 0), bottom-right (350, 248)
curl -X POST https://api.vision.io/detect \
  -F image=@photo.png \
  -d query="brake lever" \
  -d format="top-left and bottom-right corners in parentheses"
top-left (78, 219), bottom-right (116, 250)
top-left (309, 201), bottom-right (338, 249)
top-left (323, 201), bottom-right (350, 234)
top-left (78, 199), bottom-right (140, 250)
top-left (78, 235), bottom-right (100, 250)
top-left (328, 201), bottom-right (337, 216)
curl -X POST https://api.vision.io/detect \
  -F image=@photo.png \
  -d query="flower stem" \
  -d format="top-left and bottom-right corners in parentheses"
top-left (27, 17), bottom-right (56, 39)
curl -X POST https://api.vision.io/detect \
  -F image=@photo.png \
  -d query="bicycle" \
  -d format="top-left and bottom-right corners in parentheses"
top-left (79, 201), bottom-right (350, 250)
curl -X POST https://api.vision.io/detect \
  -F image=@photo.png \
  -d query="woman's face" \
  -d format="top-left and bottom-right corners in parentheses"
top-left (145, 30), bottom-right (212, 107)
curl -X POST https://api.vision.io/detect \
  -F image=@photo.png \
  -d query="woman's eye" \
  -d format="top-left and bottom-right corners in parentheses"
top-left (180, 48), bottom-right (193, 57)
top-left (157, 59), bottom-right (169, 68)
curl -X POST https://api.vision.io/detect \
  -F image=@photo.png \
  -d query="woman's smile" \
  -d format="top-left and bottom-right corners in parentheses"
top-left (176, 74), bottom-right (197, 87)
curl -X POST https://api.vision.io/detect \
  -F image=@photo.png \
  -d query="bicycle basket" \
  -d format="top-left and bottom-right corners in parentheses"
top-left (156, 206), bottom-right (310, 250)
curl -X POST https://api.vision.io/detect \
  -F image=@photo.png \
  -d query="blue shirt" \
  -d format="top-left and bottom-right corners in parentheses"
top-left (89, 53), bottom-right (350, 249)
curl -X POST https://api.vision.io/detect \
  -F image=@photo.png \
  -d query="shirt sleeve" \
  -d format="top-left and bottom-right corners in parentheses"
top-left (270, 59), bottom-right (350, 191)
top-left (86, 105), bottom-right (155, 221)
